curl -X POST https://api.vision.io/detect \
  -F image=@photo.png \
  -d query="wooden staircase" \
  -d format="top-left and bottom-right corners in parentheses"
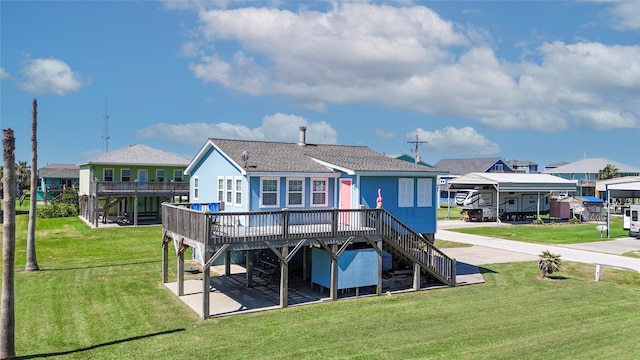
top-left (100, 197), bottom-right (125, 223)
top-left (375, 210), bottom-right (456, 286)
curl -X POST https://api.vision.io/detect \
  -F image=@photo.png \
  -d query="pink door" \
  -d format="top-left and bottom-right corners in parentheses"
top-left (340, 179), bottom-right (352, 224)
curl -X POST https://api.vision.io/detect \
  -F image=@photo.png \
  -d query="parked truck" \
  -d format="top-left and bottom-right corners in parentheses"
top-left (455, 189), bottom-right (550, 222)
top-left (629, 204), bottom-right (640, 238)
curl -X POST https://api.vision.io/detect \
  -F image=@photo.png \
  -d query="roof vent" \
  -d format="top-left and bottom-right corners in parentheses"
top-left (298, 126), bottom-right (307, 147)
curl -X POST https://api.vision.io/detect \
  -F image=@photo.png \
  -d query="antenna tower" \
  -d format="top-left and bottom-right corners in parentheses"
top-left (102, 100), bottom-right (111, 153)
top-left (407, 134), bottom-right (428, 164)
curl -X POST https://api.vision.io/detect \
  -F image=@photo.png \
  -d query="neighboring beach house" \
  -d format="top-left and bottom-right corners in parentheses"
top-left (37, 164), bottom-right (79, 201)
top-left (433, 157), bottom-right (514, 203)
top-left (507, 159), bottom-right (539, 174)
top-left (78, 144), bottom-right (190, 227)
top-left (544, 158), bottom-right (640, 196)
top-left (184, 127), bottom-right (444, 237)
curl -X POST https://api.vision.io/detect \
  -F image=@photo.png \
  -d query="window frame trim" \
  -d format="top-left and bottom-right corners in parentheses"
top-left (260, 177), bottom-right (280, 208)
top-left (310, 177), bottom-right (329, 207)
top-left (286, 177), bottom-right (306, 208)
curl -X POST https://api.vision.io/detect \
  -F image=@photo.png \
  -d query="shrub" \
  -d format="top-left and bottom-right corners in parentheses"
top-left (569, 217), bottom-right (580, 224)
top-left (532, 218), bottom-right (544, 225)
top-left (538, 250), bottom-right (562, 278)
top-left (36, 188), bottom-right (79, 218)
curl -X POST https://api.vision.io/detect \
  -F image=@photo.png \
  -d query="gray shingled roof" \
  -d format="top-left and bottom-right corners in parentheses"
top-left (39, 164), bottom-right (79, 179)
top-left (433, 157), bottom-right (508, 175)
top-left (80, 144), bottom-right (190, 166)
top-left (209, 139), bottom-right (440, 173)
top-left (544, 158), bottom-right (640, 175)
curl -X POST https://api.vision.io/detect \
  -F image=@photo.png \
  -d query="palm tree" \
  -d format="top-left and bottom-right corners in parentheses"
top-left (26, 98), bottom-right (39, 271)
top-left (597, 163), bottom-right (620, 180)
top-left (1, 129), bottom-right (17, 359)
top-left (538, 250), bottom-right (562, 278)
top-left (15, 161), bottom-right (29, 194)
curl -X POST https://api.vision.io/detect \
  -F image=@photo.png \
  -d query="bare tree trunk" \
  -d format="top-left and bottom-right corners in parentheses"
top-left (26, 99), bottom-right (39, 271)
top-left (1, 129), bottom-right (17, 359)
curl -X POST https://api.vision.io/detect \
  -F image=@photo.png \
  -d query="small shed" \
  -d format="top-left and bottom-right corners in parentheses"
top-left (553, 196), bottom-right (604, 221)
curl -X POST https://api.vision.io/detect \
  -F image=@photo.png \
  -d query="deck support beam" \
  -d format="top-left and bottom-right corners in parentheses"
top-left (225, 251), bottom-right (231, 276)
top-left (246, 250), bottom-right (254, 288)
top-left (280, 246), bottom-right (289, 308)
top-left (133, 194), bottom-right (139, 226)
top-left (177, 245), bottom-right (185, 296)
top-left (162, 230), bottom-right (170, 284)
top-left (330, 244), bottom-right (338, 301)
top-left (201, 245), bottom-right (229, 319)
top-left (202, 258), bottom-right (210, 319)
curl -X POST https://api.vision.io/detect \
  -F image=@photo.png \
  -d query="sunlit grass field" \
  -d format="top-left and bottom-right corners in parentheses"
top-left (2, 207), bottom-right (640, 359)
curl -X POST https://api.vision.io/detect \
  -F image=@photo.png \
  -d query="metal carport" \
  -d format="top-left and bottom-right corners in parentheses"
top-left (447, 173), bottom-right (577, 222)
top-left (605, 180), bottom-right (640, 237)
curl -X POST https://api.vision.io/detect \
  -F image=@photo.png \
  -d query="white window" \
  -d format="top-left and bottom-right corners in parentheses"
top-left (121, 169), bottom-right (131, 182)
top-left (311, 178), bottom-right (328, 206)
top-left (417, 178), bottom-right (433, 207)
top-left (173, 170), bottom-right (183, 182)
top-left (103, 168), bottom-right (114, 182)
top-left (156, 169), bottom-right (165, 182)
top-left (287, 178), bottom-right (305, 207)
top-left (193, 176), bottom-right (199, 200)
top-left (217, 177), bottom-right (224, 203)
top-left (398, 178), bottom-right (414, 207)
top-left (260, 177), bottom-right (279, 207)
top-left (234, 177), bottom-right (242, 206)
top-left (226, 177), bottom-right (233, 204)
top-left (495, 164), bottom-right (504, 171)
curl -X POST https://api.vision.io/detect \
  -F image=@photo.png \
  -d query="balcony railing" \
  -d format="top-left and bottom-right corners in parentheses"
top-left (90, 181), bottom-right (190, 195)
top-left (161, 202), bottom-right (456, 286)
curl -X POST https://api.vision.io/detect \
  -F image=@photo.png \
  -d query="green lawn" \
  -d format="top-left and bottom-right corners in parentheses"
top-left (437, 206), bottom-right (463, 220)
top-left (450, 217), bottom-right (628, 244)
top-left (3, 213), bottom-right (640, 358)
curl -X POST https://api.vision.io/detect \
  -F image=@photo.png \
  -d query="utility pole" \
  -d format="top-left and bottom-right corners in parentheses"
top-left (407, 134), bottom-right (428, 164)
top-left (102, 100), bottom-right (110, 154)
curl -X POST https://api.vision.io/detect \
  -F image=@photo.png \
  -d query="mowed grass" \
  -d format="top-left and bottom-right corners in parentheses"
top-left (3, 213), bottom-right (640, 358)
top-left (451, 217), bottom-right (628, 244)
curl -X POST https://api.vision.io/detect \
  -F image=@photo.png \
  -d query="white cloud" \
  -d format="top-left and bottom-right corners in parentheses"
top-left (136, 113), bottom-right (338, 147)
top-left (409, 127), bottom-right (500, 156)
top-left (19, 58), bottom-right (90, 95)
top-left (176, 3), bottom-right (640, 133)
top-left (0, 67), bottom-right (9, 80)
top-left (608, 1), bottom-right (640, 30)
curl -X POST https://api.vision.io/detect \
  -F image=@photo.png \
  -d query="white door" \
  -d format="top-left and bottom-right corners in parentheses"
top-left (137, 169), bottom-right (148, 189)
top-left (137, 169), bottom-right (148, 182)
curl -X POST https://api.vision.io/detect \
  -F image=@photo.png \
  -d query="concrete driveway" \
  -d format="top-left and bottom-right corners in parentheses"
top-left (436, 220), bottom-right (640, 272)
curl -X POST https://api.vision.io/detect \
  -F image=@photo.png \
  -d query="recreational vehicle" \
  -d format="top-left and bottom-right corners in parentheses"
top-left (629, 205), bottom-right (640, 238)
top-left (455, 189), bottom-right (550, 222)
top-left (623, 207), bottom-right (631, 231)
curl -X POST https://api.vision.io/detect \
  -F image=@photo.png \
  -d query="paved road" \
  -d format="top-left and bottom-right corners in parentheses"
top-left (436, 225), bottom-right (640, 272)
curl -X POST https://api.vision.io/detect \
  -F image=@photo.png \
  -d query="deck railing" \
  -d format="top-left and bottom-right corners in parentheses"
top-left (161, 203), bottom-right (455, 286)
top-left (162, 203), bottom-right (378, 246)
top-left (377, 211), bottom-right (456, 285)
top-left (90, 181), bottom-right (190, 195)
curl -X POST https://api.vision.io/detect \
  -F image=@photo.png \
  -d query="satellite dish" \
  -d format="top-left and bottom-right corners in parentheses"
top-left (241, 150), bottom-right (249, 167)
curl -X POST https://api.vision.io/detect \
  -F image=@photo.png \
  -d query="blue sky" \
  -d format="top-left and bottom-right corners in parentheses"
top-left (2, 1), bottom-right (640, 170)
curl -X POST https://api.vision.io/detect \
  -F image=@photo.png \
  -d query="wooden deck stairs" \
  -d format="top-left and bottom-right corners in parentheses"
top-left (376, 212), bottom-right (455, 286)
top-left (100, 197), bottom-right (125, 223)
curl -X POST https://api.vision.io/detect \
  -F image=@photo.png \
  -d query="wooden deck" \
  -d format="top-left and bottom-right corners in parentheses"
top-left (89, 181), bottom-right (189, 197)
top-left (161, 203), bottom-right (456, 319)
